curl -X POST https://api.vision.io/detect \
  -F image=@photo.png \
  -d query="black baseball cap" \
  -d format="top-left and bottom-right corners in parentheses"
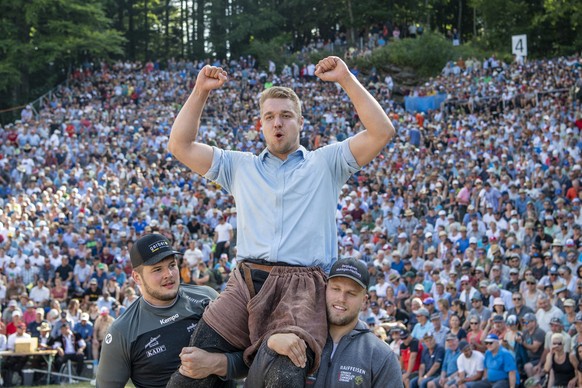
top-left (329, 258), bottom-right (370, 289)
top-left (130, 234), bottom-right (181, 268)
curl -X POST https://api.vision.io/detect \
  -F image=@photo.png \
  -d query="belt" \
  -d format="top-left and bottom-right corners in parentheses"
top-left (242, 261), bottom-right (274, 273)
top-left (239, 261), bottom-right (275, 299)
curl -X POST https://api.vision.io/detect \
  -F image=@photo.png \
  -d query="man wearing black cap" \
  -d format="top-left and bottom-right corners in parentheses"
top-left (455, 341), bottom-right (484, 386)
top-left (96, 234), bottom-right (244, 388)
top-left (385, 299), bottom-right (410, 326)
top-left (252, 258), bottom-right (402, 387)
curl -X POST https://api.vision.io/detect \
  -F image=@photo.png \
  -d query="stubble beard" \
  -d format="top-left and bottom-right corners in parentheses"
top-left (326, 302), bottom-right (358, 327)
top-left (141, 277), bottom-right (179, 303)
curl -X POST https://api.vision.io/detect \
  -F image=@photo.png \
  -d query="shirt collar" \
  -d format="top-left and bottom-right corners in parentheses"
top-left (259, 146), bottom-right (308, 161)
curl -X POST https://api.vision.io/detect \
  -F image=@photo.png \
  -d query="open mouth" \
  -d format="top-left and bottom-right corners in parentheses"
top-left (333, 304), bottom-right (347, 312)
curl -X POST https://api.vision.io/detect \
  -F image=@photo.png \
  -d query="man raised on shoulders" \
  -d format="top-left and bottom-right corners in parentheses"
top-left (167, 56), bottom-right (395, 387)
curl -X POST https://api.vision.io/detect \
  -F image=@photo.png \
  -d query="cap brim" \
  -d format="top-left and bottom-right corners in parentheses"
top-left (144, 249), bottom-right (181, 266)
top-left (328, 274), bottom-right (366, 289)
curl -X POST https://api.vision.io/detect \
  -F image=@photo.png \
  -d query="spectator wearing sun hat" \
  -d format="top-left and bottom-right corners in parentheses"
top-left (5, 309), bottom-right (24, 336)
top-left (74, 312), bottom-right (94, 359)
top-left (92, 306), bottom-right (115, 360)
top-left (435, 210), bottom-right (449, 232)
top-left (430, 313), bottom-right (450, 348)
top-left (4, 321), bottom-right (31, 385)
top-left (402, 210), bottom-right (419, 238)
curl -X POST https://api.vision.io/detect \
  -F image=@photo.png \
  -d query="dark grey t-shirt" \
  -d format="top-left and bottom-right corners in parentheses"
top-left (96, 285), bottom-right (218, 388)
top-left (522, 326), bottom-right (545, 361)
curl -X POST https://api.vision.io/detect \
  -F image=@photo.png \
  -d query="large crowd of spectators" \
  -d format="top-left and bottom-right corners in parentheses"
top-left (0, 46), bottom-right (581, 386)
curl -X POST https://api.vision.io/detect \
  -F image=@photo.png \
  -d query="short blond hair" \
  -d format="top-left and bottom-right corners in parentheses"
top-left (551, 333), bottom-right (564, 343)
top-left (259, 86), bottom-right (302, 118)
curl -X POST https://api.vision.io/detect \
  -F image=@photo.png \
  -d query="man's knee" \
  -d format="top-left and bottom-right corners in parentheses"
top-left (410, 376), bottom-right (419, 388)
top-left (263, 354), bottom-right (307, 388)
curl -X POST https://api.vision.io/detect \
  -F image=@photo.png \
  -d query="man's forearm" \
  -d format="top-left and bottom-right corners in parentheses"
top-left (224, 351), bottom-right (249, 380)
top-left (208, 352), bottom-right (229, 376)
top-left (338, 73), bottom-right (394, 140)
top-left (509, 371), bottom-right (516, 388)
top-left (425, 362), bottom-right (441, 377)
top-left (168, 88), bottom-right (210, 153)
top-left (465, 370), bottom-right (483, 382)
top-left (407, 354), bottom-right (417, 373)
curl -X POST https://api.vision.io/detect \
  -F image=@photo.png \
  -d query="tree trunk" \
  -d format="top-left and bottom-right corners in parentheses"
top-left (193, 0), bottom-right (205, 58)
top-left (117, 0), bottom-right (125, 31)
top-left (473, 6), bottom-right (477, 37)
top-left (144, 0), bottom-right (149, 60)
top-left (165, 0), bottom-right (171, 59)
top-left (346, 0), bottom-right (355, 45)
top-left (458, 0), bottom-right (463, 38)
top-left (426, 0), bottom-right (431, 31)
top-left (180, 0), bottom-right (185, 58)
top-left (128, 0), bottom-right (135, 60)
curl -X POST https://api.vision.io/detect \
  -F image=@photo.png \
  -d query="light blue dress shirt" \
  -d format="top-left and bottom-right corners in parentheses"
top-left (204, 140), bottom-right (360, 272)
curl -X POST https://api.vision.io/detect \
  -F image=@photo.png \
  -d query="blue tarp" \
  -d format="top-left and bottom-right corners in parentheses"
top-left (404, 94), bottom-right (448, 113)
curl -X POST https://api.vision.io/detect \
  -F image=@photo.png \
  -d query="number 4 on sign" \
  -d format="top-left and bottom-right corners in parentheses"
top-left (512, 35), bottom-right (527, 57)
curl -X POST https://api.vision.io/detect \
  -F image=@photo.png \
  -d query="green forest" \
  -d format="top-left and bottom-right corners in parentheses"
top-left (0, 0), bottom-right (581, 118)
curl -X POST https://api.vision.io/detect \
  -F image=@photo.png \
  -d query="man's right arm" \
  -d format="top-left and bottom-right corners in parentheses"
top-left (167, 66), bottom-right (228, 176)
top-left (95, 325), bottom-right (130, 388)
top-left (179, 347), bottom-right (248, 380)
top-left (407, 351), bottom-right (417, 373)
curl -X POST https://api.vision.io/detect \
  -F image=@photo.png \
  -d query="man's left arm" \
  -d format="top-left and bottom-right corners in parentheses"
top-left (314, 56), bottom-right (394, 167)
top-left (425, 348), bottom-right (444, 378)
top-left (373, 349), bottom-right (403, 388)
top-left (508, 370), bottom-right (516, 388)
top-left (425, 361), bottom-right (441, 379)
